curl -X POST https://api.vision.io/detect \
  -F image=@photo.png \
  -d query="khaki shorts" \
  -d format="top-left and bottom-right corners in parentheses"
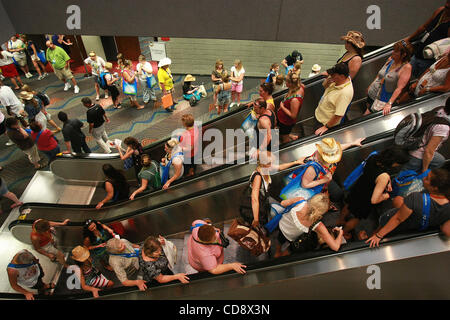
top-left (54, 67), bottom-right (74, 81)
top-left (14, 55), bottom-right (27, 67)
top-left (31, 54), bottom-right (40, 62)
top-left (23, 145), bottom-right (40, 164)
top-left (41, 242), bottom-right (59, 256)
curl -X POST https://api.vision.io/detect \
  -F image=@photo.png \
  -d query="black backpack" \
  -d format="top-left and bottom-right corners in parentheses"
top-left (35, 92), bottom-right (50, 106)
top-left (289, 220), bottom-right (321, 253)
top-left (239, 172), bottom-right (271, 226)
top-left (394, 107), bottom-right (450, 151)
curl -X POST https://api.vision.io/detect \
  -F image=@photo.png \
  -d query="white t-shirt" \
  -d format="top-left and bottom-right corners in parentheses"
top-left (278, 202), bottom-right (321, 242)
top-left (136, 62), bottom-right (153, 82)
top-left (410, 108), bottom-right (450, 159)
top-left (8, 39), bottom-right (26, 60)
top-left (231, 66), bottom-right (245, 85)
top-left (84, 56), bottom-right (106, 76)
top-left (0, 85), bottom-right (22, 107)
top-left (0, 50), bottom-right (14, 66)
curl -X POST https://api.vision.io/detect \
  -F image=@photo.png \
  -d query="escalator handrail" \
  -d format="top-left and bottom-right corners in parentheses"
top-left (15, 92), bottom-right (444, 218)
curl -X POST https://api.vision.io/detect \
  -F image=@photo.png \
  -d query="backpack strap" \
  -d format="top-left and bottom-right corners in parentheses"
top-left (7, 262), bottom-right (36, 269)
top-left (419, 193), bottom-right (431, 231)
top-left (34, 130), bottom-right (43, 144)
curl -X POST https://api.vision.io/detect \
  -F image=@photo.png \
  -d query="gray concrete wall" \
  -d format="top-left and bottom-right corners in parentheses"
top-left (1, 0), bottom-right (443, 46)
top-left (0, 0), bottom-right (16, 45)
top-left (139, 37), bottom-right (345, 79)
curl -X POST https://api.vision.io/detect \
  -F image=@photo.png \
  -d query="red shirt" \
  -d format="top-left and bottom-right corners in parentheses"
top-left (277, 93), bottom-right (303, 126)
top-left (31, 129), bottom-right (57, 151)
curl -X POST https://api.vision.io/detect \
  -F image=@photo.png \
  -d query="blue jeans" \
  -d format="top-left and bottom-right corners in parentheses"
top-left (410, 55), bottom-right (435, 79)
top-left (402, 153), bottom-right (445, 172)
top-left (42, 146), bottom-right (61, 161)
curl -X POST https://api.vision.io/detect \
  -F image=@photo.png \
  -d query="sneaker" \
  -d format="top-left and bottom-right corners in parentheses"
top-left (38, 75), bottom-right (44, 80)
top-left (104, 94), bottom-right (109, 99)
top-left (6, 140), bottom-right (14, 146)
top-left (74, 86), bottom-right (80, 94)
top-left (25, 73), bottom-right (32, 78)
top-left (43, 73), bottom-right (49, 77)
top-left (95, 95), bottom-right (100, 101)
top-left (64, 83), bottom-right (71, 91)
top-left (0, 74), bottom-right (5, 80)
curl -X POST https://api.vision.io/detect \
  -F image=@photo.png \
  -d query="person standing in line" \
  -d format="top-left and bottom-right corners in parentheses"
top-left (7, 35), bottom-right (33, 78)
top-left (230, 59), bottom-right (245, 107)
top-left (157, 57), bottom-right (176, 112)
top-left (84, 51), bottom-right (108, 101)
top-left (57, 111), bottom-right (91, 154)
top-left (0, 50), bottom-right (24, 89)
top-left (122, 60), bottom-right (144, 110)
top-left (211, 59), bottom-right (225, 106)
top-left (136, 55), bottom-right (157, 104)
top-left (0, 80), bottom-right (28, 133)
top-left (82, 97), bottom-right (111, 154)
top-left (5, 117), bottom-right (41, 169)
top-left (45, 41), bottom-right (79, 94)
top-left (103, 62), bottom-right (121, 109)
top-left (20, 35), bottom-right (48, 80)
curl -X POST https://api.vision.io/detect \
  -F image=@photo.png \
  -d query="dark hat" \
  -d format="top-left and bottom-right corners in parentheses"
top-left (327, 62), bottom-right (349, 77)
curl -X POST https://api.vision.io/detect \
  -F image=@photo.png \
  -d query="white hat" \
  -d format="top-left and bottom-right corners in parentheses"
top-left (158, 57), bottom-right (172, 68)
top-left (312, 64), bottom-right (321, 72)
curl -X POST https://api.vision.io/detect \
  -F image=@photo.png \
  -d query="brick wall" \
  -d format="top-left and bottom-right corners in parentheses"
top-left (139, 37), bottom-right (345, 78)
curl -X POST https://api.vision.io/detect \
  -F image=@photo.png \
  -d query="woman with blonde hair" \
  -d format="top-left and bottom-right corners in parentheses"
top-left (230, 59), bottom-right (245, 106)
top-left (275, 193), bottom-right (344, 257)
top-left (160, 138), bottom-right (184, 189)
top-left (211, 59), bottom-right (225, 105)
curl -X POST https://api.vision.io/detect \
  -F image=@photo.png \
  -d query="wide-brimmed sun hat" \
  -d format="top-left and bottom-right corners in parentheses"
top-left (184, 74), bottom-right (196, 82)
top-left (316, 138), bottom-right (342, 164)
top-left (71, 246), bottom-right (90, 262)
top-left (158, 57), bottom-right (172, 68)
top-left (341, 31), bottom-right (365, 49)
top-left (311, 64), bottom-right (321, 72)
top-left (19, 91), bottom-right (34, 101)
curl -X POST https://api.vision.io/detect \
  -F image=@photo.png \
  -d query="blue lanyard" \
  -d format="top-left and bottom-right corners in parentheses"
top-left (109, 248), bottom-right (140, 258)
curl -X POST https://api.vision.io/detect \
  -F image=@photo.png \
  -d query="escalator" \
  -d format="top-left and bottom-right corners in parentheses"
top-left (10, 92), bottom-right (449, 232)
top-left (7, 132), bottom-right (450, 299)
top-left (48, 42), bottom-right (395, 185)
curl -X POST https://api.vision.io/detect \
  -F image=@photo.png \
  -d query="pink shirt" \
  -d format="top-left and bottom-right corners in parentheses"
top-left (187, 220), bottom-right (224, 272)
top-left (410, 109), bottom-right (449, 159)
top-left (180, 126), bottom-right (200, 158)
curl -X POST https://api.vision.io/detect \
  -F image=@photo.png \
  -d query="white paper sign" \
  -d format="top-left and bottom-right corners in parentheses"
top-left (149, 42), bottom-right (167, 61)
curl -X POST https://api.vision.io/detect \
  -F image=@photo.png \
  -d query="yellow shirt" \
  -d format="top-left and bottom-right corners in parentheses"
top-left (158, 67), bottom-right (174, 91)
top-left (315, 79), bottom-right (353, 126)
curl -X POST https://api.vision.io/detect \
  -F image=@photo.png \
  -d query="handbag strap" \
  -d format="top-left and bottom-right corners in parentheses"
top-left (109, 248), bottom-right (140, 258)
top-left (191, 224), bottom-right (227, 247)
top-left (419, 193), bottom-right (431, 231)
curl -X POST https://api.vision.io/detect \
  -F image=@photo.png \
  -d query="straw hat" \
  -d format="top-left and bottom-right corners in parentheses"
top-left (158, 57), bottom-right (172, 68)
top-left (104, 62), bottom-right (113, 70)
top-left (184, 74), bottom-right (196, 82)
top-left (341, 31), bottom-right (365, 49)
top-left (311, 64), bottom-right (321, 72)
top-left (89, 51), bottom-right (96, 57)
top-left (71, 246), bottom-right (90, 262)
top-left (19, 91), bottom-right (34, 101)
top-left (315, 138), bottom-right (342, 164)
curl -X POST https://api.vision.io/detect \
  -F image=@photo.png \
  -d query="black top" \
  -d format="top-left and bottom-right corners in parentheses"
top-left (26, 40), bottom-right (36, 56)
top-left (62, 119), bottom-right (86, 146)
top-left (86, 104), bottom-right (105, 128)
top-left (347, 158), bottom-right (390, 219)
top-left (255, 110), bottom-right (277, 151)
top-left (285, 53), bottom-right (303, 67)
top-left (416, 8), bottom-right (450, 59)
top-left (104, 178), bottom-right (130, 202)
top-left (183, 82), bottom-right (194, 95)
top-left (336, 53), bottom-right (361, 65)
top-left (138, 249), bottom-right (171, 282)
top-left (403, 192), bottom-right (450, 228)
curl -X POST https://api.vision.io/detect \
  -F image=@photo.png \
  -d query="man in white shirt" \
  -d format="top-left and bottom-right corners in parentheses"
top-left (84, 51), bottom-right (108, 101)
top-left (0, 80), bottom-right (27, 144)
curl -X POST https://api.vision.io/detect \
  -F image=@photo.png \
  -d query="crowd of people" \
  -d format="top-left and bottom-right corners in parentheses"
top-left (2, 1), bottom-right (450, 299)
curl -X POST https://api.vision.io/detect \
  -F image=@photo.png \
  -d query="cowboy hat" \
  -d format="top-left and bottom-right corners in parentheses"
top-left (71, 246), bottom-right (90, 262)
top-left (316, 138), bottom-right (342, 164)
top-left (341, 31), bottom-right (365, 49)
top-left (19, 91), bottom-right (34, 101)
top-left (158, 57), bottom-right (172, 68)
top-left (184, 74), bottom-right (196, 82)
top-left (311, 64), bottom-right (321, 72)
